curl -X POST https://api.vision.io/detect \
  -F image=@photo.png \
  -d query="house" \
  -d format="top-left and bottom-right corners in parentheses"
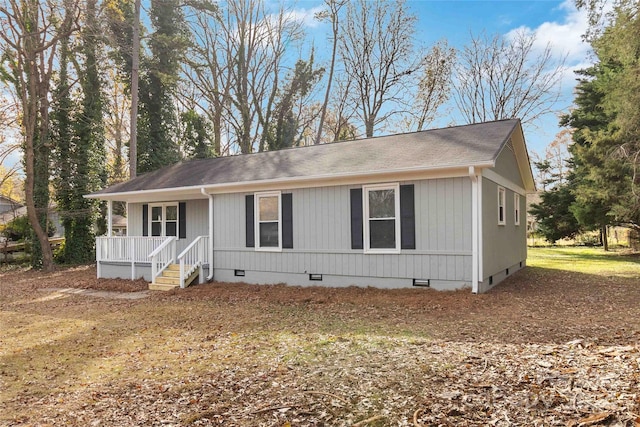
top-left (0, 200), bottom-right (65, 238)
top-left (86, 119), bottom-right (536, 293)
top-left (110, 214), bottom-right (127, 236)
top-left (0, 195), bottom-right (22, 215)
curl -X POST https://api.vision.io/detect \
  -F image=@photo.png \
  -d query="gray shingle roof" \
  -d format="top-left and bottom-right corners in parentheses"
top-left (92, 119), bottom-right (520, 196)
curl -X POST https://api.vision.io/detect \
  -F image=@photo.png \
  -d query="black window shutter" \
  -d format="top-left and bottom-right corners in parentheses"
top-left (178, 202), bottom-right (187, 239)
top-left (245, 195), bottom-right (255, 247)
top-left (400, 184), bottom-right (416, 249)
top-left (142, 204), bottom-right (149, 236)
top-left (282, 193), bottom-right (293, 249)
top-left (350, 188), bottom-right (363, 250)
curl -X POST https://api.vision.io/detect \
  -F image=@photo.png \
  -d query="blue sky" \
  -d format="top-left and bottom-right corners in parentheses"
top-left (1, 0), bottom-right (594, 172)
top-left (292, 0), bottom-right (594, 158)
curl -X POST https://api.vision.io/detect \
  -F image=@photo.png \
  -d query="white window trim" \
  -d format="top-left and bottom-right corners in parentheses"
top-left (514, 193), bottom-right (521, 226)
top-left (148, 202), bottom-right (179, 237)
top-left (255, 191), bottom-right (282, 252)
top-left (497, 187), bottom-right (506, 226)
top-left (363, 183), bottom-right (401, 254)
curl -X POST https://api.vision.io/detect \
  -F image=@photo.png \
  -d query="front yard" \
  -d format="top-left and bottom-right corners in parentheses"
top-left (1, 247), bottom-right (639, 426)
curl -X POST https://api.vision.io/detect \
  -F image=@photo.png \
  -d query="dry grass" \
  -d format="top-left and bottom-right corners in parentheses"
top-left (1, 248), bottom-right (639, 426)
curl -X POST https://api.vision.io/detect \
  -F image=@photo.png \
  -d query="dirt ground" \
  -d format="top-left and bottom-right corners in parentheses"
top-left (1, 255), bottom-right (639, 426)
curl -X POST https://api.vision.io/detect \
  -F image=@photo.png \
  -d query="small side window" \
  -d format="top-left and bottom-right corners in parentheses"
top-left (498, 187), bottom-right (506, 226)
top-left (514, 193), bottom-right (521, 226)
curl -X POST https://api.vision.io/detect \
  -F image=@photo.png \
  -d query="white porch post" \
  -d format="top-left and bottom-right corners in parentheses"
top-left (469, 167), bottom-right (479, 294)
top-left (131, 238), bottom-right (136, 280)
top-left (107, 200), bottom-right (113, 236)
top-left (478, 175), bottom-right (484, 282)
top-left (201, 188), bottom-right (214, 280)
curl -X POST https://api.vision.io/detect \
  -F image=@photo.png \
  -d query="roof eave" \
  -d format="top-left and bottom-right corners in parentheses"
top-left (85, 161), bottom-right (496, 202)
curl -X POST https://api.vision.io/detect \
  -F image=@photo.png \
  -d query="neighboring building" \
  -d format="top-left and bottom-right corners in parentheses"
top-left (0, 195), bottom-right (22, 215)
top-left (0, 200), bottom-right (65, 239)
top-left (87, 119), bottom-right (536, 293)
top-left (111, 214), bottom-right (127, 236)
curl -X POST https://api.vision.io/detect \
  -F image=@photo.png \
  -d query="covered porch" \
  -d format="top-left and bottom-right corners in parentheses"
top-left (95, 192), bottom-right (215, 290)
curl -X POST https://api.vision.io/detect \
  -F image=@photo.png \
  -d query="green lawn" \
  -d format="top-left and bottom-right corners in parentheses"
top-left (527, 246), bottom-right (640, 277)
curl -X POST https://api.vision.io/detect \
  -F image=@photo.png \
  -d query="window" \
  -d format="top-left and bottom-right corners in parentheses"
top-left (255, 191), bottom-right (281, 251)
top-left (149, 203), bottom-right (179, 237)
top-left (514, 193), bottom-right (521, 226)
top-left (364, 183), bottom-right (400, 252)
top-left (497, 187), bottom-right (506, 225)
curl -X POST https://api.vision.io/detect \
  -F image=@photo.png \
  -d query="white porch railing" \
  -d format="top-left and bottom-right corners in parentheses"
top-left (96, 235), bottom-right (210, 286)
top-left (149, 237), bottom-right (177, 285)
top-left (96, 236), bottom-right (167, 280)
top-left (177, 235), bottom-right (209, 288)
top-left (96, 236), bottom-right (166, 263)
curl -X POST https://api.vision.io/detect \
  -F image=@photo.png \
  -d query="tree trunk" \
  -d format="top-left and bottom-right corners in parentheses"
top-left (130, 0), bottom-right (141, 178)
top-left (365, 119), bottom-right (374, 138)
top-left (23, 116), bottom-right (54, 271)
top-left (602, 225), bottom-right (609, 252)
top-left (315, 3), bottom-right (339, 145)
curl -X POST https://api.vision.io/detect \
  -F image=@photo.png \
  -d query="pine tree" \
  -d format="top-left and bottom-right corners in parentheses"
top-left (73, 0), bottom-right (107, 256)
top-left (137, 0), bottom-right (188, 173)
top-left (51, 31), bottom-right (75, 262)
top-left (181, 110), bottom-right (212, 159)
top-left (51, 0), bottom-right (107, 263)
top-left (267, 57), bottom-right (324, 151)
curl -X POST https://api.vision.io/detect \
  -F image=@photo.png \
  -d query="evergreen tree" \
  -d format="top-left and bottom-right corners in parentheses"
top-left (52, 0), bottom-right (107, 263)
top-left (529, 182), bottom-right (582, 244)
top-left (51, 31), bottom-right (75, 261)
top-left (267, 57), bottom-right (324, 151)
top-left (73, 0), bottom-right (107, 254)
top-left (137, 0), bottom-right (188, 173)
top-left (181, 110), bottom-right (212, 159)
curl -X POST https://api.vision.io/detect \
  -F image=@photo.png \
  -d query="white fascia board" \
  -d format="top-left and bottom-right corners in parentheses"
top-left (85, 162), bottom-right (495, 202)
top-left (482, 169), bottom-right (526, 195)
top-left (495, 124), bottom-right (536, 193)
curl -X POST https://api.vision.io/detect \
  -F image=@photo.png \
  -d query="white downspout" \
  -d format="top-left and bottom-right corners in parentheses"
top-left (201, 188), bottom-right (214, 280)
top-left (469, 166), bottom-right (479, 294)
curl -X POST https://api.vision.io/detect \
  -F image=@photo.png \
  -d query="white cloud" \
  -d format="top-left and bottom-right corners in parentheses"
top-left (507, 1), bottom-right (592, 60)
top-left (505, 0), bottom-right (594, 92)
top-left (285, 5), bottom-right (325, 29)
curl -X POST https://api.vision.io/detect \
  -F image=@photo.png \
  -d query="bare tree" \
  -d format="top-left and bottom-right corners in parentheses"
top-left (183, 3), bottom-right (231, 156)
top-left (532, 128), bottom-right (573, 190)
top-left (411, 40), bottom-right (456, 132)
top-left (324, 75), bottom-right (357, 142)
top-left (453, 30), bottom-right (565, 126)
top-left (211, 0), bottom-right (303, 154)
top-left (105, 68), bottom-right (130, 184)
top-left (339, 0), bottom-right (421, 137)
top-left (314, 0), bottom-right (346, 145)
top-left (0, 0), bottom-right (79, 271)
top-left (0, 94), bottom-right (20, 190)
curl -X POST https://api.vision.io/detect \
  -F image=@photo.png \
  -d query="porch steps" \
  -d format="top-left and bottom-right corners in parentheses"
top-left (149, 264), bottom-right (199, 291)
